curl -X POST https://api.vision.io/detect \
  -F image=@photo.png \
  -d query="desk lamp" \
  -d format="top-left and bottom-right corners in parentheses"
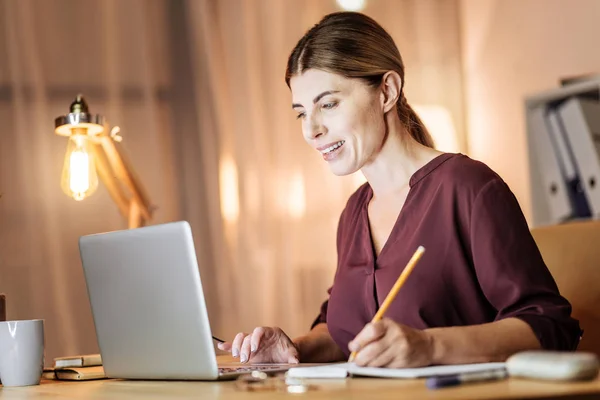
top-left (54, 95), bottom-right (153, 228)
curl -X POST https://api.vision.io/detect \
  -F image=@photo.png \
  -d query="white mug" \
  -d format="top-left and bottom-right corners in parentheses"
top-left (0, 319), bottom-right (44, 387)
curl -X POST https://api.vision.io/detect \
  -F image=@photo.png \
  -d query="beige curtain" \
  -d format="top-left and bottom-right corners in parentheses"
top-left (0, 0), bottom-right (463, 364)
top-left (0, 0), bottom-right (180, 363)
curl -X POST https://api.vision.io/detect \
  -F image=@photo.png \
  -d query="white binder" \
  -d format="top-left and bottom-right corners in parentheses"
top-left (528, 106), bottom-right (572, 223)
top-left (557, 98), bottom-right (600, 217)
top-left (546, 107), bottom-right (592, 219)
top-left (546, 109), bottom-right (577, 181)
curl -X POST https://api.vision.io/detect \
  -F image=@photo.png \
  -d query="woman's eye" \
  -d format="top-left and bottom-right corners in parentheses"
top-left (322, 102), bottom-right (338, 110)
top-left (296, 112), bottom-right (306, 120)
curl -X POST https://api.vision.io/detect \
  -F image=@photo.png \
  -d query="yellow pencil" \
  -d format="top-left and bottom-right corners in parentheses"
top-left (348, 245), bottom-right (425, 363)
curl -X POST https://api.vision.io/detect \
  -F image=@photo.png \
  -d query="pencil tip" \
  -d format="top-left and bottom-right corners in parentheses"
top-left (348, 352), bottom-right (356, 363)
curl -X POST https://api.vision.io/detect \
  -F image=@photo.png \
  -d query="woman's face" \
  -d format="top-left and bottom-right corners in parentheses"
top-left (290, 69), bottom-right (386, 176)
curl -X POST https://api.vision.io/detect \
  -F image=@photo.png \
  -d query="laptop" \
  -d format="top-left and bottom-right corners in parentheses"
top-left (78, 220), bottom-right (291, 380)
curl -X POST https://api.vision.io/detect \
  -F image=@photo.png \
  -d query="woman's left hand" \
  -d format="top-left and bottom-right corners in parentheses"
top-left (348, 318), bottom-right (434, 368)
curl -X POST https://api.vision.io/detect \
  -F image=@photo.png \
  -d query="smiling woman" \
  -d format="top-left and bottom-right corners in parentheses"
top-left (217, 11), bottom-right (581, 369)
top-left (286, 13), bottom-right (433, 148)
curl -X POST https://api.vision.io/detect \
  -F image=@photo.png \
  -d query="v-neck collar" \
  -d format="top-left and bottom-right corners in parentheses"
top-left (362, 153), bottom-right (459, 263)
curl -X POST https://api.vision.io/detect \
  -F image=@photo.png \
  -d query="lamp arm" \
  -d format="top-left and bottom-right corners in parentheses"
top-left (97, 135), bottom-right (153, 227)
top-left (128, 201), bottom-right (143, 229)
top-left (92, 143), bottom-right (130, 219)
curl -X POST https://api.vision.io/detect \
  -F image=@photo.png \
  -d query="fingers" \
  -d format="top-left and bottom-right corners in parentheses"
top-left (362, 342), bottom-right (396, 367)
top-left (348, 320), bottom-right (387, 354)
top-left (353, 337), bottom-right (390, 367)
top-left (231, 332), bottom-right (247, 358)
top-left (250, 327), bottom-right (266, 354)
top-left (240, 335), bottom-right (252, 363)
top-left (350, 320), bottom-right (428, 368)
top-left (241, 327), bottom-right (267, 363)
top-left (225, 326), bottom-right (297, 364)
top-left (217, 342), bottom-right (232, 351)
top-left (286, 345), bottom-right (300, 364)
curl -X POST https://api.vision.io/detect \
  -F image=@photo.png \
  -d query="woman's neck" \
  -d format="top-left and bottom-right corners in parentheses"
top-left (361, 116), bottom-right (442, 199)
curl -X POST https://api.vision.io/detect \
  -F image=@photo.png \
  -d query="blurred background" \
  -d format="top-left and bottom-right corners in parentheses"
top-left (0, 0), bottom-right (598, 365)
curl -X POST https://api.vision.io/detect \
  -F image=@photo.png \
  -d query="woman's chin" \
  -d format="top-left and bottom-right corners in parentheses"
top-left (328, 162), bottom-right (358, 177)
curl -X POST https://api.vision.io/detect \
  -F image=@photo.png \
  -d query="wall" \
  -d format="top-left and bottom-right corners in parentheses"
top-left (459, 0), bottom-right (600, 222)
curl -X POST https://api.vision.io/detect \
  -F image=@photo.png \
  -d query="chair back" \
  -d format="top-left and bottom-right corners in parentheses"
top-left (531, 220), bottom-right (600, 355)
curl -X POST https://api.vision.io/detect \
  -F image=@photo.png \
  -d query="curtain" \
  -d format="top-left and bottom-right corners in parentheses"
top-left (0, 0), bottom-right (180, 363)
top-left (0, 0), bottom-right (463, 364)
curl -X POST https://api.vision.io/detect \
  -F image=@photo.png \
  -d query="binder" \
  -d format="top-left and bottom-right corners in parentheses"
top-left (545, 108), bottom-right (592, 218)
top-left (528, 107), bottom-right (572, 223)
top-left (556, 98), bottom-right (600, 218)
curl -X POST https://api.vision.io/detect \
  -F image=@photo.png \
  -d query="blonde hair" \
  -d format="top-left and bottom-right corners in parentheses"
top-left (285, 12), bottom-right (434, 148)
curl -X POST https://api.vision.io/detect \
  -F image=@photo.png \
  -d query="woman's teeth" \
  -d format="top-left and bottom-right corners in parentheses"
top-left (321, 141), bottom-right (345, 154)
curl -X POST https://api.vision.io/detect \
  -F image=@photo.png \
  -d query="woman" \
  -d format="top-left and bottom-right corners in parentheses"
top-left (218, 11), bottom-right (581, 368)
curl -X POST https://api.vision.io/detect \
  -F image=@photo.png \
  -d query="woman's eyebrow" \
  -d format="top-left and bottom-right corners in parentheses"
top-left (292, 90), bottom-right (340, 109)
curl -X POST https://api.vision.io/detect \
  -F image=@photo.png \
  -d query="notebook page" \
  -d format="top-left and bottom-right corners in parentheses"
top-left (286, 363), bottom-right (350, 378)
top-left (348, 362), bottom-right (506, 378)
top-left (286, 362), bottom-right (506, 379)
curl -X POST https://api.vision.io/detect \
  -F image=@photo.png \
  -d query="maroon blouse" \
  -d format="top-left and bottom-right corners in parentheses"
top-left (313, 153), bottom-right (581, 356)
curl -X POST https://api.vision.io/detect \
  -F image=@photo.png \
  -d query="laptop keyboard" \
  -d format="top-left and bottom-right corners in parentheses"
top-left (218, 365), bottom-right (287, 375)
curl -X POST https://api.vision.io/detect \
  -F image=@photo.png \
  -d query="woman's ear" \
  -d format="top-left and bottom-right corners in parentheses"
top-left (379, 71), bottom-right (402, 113)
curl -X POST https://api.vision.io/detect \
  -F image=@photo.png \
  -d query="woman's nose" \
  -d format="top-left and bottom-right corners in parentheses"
top-left (305, 115), bottom-right (326, 140)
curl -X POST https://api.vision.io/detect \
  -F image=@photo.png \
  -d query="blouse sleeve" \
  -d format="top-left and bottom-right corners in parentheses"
top-left (310, 200), bottom-right (352, 330)
top-left (470, 178), bottom-right (581, 351)
top-left (310, 288), bottom-right (331, 329)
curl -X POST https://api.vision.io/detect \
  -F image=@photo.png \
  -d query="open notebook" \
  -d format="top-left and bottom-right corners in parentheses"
top-left (286, 362), bottom-right (506, 379)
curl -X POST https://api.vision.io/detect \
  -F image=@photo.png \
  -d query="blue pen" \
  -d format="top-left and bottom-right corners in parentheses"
top-left (426, 368), bottom-right (508, 390)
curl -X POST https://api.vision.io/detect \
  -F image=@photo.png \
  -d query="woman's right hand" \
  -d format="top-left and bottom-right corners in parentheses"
top-left (217, 326), bottom-right (300, 364)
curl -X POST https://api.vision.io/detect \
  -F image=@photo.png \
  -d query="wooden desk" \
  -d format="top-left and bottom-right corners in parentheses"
top-left (2, 356), bottom-right (600, 400)
top-left (1, 375), bottom-right (600, 399)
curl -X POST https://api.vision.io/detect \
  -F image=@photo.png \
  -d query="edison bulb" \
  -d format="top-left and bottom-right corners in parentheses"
top-left (336, 0), bottom-right (366, 11)
top-left (60, 131), bottom-right (98, 201)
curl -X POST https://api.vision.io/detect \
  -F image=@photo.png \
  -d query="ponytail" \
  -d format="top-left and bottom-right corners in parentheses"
top-left (397, 96), bottom-right (434, 148)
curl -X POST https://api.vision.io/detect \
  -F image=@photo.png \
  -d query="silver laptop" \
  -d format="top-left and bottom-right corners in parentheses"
top-left (79, 221), bottom-right (290, 380)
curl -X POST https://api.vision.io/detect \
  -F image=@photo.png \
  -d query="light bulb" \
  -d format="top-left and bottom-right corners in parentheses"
top-left (60, 130), bottom-right (98, 201)
top-left (336, 0), bottom-right (366, 11)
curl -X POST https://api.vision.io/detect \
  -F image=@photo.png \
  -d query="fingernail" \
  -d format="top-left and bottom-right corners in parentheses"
top-left (240, 354), bottom-right (247, 363)
top-left (232, 349), bottom-right (239, 357)
top-left (348, 342), bottom-right (357, 352)
top-left (251, 344), bottom-right (257, 353)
